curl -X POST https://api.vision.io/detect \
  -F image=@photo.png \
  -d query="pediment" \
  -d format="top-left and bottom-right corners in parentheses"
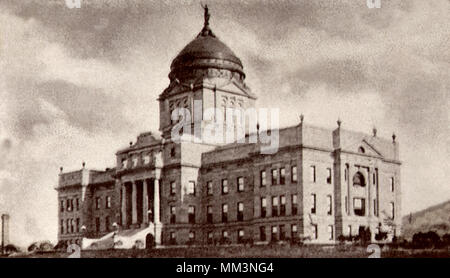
top-left (344, 138), bottom-right (383, 157)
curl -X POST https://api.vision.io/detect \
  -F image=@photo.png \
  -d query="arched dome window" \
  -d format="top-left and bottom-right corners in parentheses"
top-left (353, 172), bottom-right (366, 187)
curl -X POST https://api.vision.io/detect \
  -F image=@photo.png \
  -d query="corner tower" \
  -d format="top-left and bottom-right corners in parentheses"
top-left (158, 5), bottom-right (256, 141)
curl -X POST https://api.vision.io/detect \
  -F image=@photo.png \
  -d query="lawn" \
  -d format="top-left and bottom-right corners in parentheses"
top-left (11, 244), bottom-right (450, 258)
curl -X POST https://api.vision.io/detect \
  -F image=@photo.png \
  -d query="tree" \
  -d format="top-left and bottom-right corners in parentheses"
top-left (412, 231), bottom-right (441, 249)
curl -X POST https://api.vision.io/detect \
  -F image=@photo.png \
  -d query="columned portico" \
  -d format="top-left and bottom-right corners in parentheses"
top-left (120, 177), bottom-right (161, 233)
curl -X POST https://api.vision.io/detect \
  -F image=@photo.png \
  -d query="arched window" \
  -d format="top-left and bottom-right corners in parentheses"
top-left (353, 172), bottom-right (366, 187)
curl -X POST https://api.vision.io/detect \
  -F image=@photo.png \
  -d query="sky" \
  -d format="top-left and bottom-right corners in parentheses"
top-left (0, 0), bottom-right (448, 246)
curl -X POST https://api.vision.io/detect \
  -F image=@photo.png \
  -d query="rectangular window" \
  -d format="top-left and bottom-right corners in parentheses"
top-left (237, 202), bottom-right (244, 221)
top-left (312, 224), bottom-right (318, 239)
top-left (95, 218), bottom-right (100, 233)
top-left (280, 168), bottom-right (286, 185)
top-left (170, 232), bottom-right (176, 243)
top-left (222, 230), bottom-right (229, 239)
top-left (390, 202), bottom-right (395, 219)
top-left (76, 218), bottom-right (80, 233)
top-left (170, 206), bottom-right (176, 224)
top-left (187, 181), bottom-right (195, 195)
top-left (279, 225), bottom-right (286, 240)
top-left (60, 220), bottom-right (64, 234)
top-left (348, 225), bottom-right (352, 236)
top-left (222, 179), bottom-right (228, 194)
top-left (372, 172), bottom-right (376, 185)
top-left (237, 177), bottom-right (244, 192)
top-left (292, 194), bottom-right (298, 215)
top-left (222, 204), bottom-right (228, 223)
top-left (132, 157), bottom-right (138, 168)
top-left (291, 224), bottom-right (298, 239)
top-left (374, 199), bottom-right (378, 216)
top-left (70, 219), bottom-right (74, 233)
top-left (353, 198), bottom-right (366, 216)
top-left (66, 199), bottom-right (71, 212)
top-left (66, 219), bottom-right (69, 234)
top-left (261, 197), bottom-right (267, 218)
top-left (60, 200), bottom-right (64, 212)
top-left (344, 167), bottom-right (348, 181)
top-left (76, 198), bottom-right (79, 211)
top-left (95, 197), bottom-right (101, 210)
top-left (291, 166), bottom-right (297, 182)
top-left (310, 166), bottom-right (316, 182)
top-left (260, 170), bottom-right (267, 187)
top-left (271, 169), bottom-right (278, 185)
top-left (106, 196), bottom-right (111, 209)
top-left (326, 168), bottom-right (332, 184)
top-left (207, 181), bottom-right (213, 196)
top-left (259, 226), bottom-right (266, 241)
top-left (311, 194), bottom-right (316, 214)
top-left (207, 206), bottom-right (213, 223)
top-left (188, 205), bottom-right (195, 224)
top-left (238, 229), bottom-right (245, 243)
top-left (170, 181), bottom-right (176, 195)
top-left (271, 226), bottom-right (278, 241)
top-left (280, 195), bottom-right (286, 216)
top-left (143, 154), bottom-right (150, 164)
top-left (207, 232), bottom-right (213, 244)
top-left (272, 196), bottom-right (279, 217)
top-left (121, 158), bottom-right (128, 169)
top-left (390, 177), bottom-right (395, 192)
top-left (327, 195), bottom-right (333, 215)
top-left (105, 216), bottom-right (110, 232)
top-left (328, 225), bottom-right (334, 240)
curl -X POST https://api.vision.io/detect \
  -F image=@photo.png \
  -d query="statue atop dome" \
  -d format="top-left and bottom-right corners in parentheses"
top-left (202, 4), bottom-right (210, 27)
top-left (199, 4), bottom-right (215, 37)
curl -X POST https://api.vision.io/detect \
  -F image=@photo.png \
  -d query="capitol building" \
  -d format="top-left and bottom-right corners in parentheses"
top-left (56, 7), bottom-right (401, 249)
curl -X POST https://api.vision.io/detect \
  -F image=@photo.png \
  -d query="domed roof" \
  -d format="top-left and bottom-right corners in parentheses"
top-left (169, 6), bottom-right (244, 79)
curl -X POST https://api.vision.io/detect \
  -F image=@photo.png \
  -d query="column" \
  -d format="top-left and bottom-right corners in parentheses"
top-left (154, 178), bottom-right (161, 245)
top-left (132, 181), bottom-right (138, 225)
top-left (348, 165), bottom-right (353, 216)
top-left (142, 179), bottom-right (149, 225)
top-left (121, 185), bottom-right (127, 226)
top-left (154, 179), bottom-right (160, 223)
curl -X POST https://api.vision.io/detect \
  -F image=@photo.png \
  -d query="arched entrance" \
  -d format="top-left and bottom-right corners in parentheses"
top-left (145, 234), bottom-right (155, 249)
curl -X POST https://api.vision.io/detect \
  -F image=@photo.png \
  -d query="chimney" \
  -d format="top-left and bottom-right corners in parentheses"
top-left (1, 214), bottom-right (10, 254)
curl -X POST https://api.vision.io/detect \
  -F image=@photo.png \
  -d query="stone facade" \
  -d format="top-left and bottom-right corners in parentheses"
top-left (55, 9), bottom-right (401, 247)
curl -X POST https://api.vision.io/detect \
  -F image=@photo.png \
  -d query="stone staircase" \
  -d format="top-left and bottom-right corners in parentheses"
top-left (82, 223), bottom-right (155, 250)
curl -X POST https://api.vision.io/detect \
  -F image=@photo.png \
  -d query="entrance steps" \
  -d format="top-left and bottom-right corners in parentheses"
top-left (81, 223), bottom-right (155, 250)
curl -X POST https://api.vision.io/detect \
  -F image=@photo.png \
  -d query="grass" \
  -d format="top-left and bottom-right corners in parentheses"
top-left (10, 244), bottom-right (450, 258)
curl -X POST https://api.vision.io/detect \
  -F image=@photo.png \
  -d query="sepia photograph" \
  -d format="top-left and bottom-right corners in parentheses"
top-left (0, 0), bottom-right (449, 266)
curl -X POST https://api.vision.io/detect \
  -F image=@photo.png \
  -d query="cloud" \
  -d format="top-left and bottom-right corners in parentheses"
top-left (0, 0), bottom-right (448, 246)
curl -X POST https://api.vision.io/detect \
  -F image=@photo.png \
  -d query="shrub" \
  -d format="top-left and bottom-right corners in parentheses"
top-left (442, 234), bottom-right (450, 247)
top-left (134, 240), bottom-right (144, 249)
top-left (28, 242), bottom-right (39, 252)
top-left (412, 231), bottom-right (441, 249)
top-left (39, 241), bottom-right (54, 252)
top-left (375, 231), bottom-right (388, 241)
top-left (54, 241), bottom-right (68, 251)
top-left (4, 244), bottom-right (20, 254)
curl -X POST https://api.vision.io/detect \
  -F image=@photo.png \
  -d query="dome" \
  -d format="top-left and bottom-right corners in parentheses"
top-left (169, 6), bottom-right (245, 81)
